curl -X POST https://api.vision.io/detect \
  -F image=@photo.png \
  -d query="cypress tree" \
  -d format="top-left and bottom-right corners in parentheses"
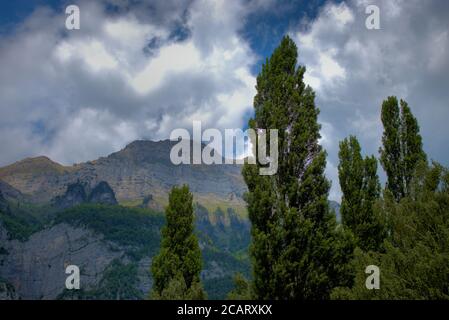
top-left (379, 97), bottom-right (426, 201)
top-left (338, 136), bottom-right (385, 251)
top-left (242, 36), bottom-right (353, 300)
top-left (332, 162), bottom-right (449, 300)
top-left (400, 100), bottom-right (426, 196)
top-left (150, 185), bottom-right (205, 299)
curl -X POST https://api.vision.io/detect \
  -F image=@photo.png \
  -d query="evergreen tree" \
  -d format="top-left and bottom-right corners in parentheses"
top-left (150, 185), bottom-right (205, 299)
top-left (227, 273), bottom-right (251, 300)
top-left (332, 162), bottom-right (449, 299)
top-left (242, 36), bottom-right (353, 300)
top-left (338, 136), bottom-right (385, 251)
top-left (379, 97), bottom-right (426, 201)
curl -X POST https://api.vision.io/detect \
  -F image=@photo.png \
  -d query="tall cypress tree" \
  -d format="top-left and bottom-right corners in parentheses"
top-left (338, 136), bottom-right (384, 251)
top-left (243, 36), bottom-right (353, 300)
top-left (150, 185), bottom-right (205, 299)
top-left (379, 97), bottom-right (426, 201)
top-left (400, 100), bottom-right (426, 196)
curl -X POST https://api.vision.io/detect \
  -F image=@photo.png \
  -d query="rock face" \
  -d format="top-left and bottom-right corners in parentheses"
top-left (0, 222), bottom-right (151, 299)
top-left (0, 140), bottom-right (253, 300)
top-left (0, 190), bottom-right (9, 214)
top-left (53, 181), bottom-right (117, 209)
top-left (87, 181), bottom-right (117, 205)
top-left (0, 179), bottom-right (23, 200)
top-left (0, 208), bottom-right (249, 299)
top-left (0, 156), bottom-right (74, 202)
top-left (53, 182), bottom-right (87, 210)
top-left (0, 180), bottom-right (24, 214)
top-left (0, 140), bottom-right (247, 210)
top-left (0, 281), bottom-right (16, 300)
top-left (141, 194), bottom-right (153, 208)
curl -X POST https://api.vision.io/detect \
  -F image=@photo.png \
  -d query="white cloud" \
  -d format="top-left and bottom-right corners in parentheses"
top-left (328, 2), bottom-right (355, 26)
top-left (318, 50), bottom-right (346, 81)
top-left (47, 109), bottom-right (139, 164)
top-left (0, 0), bottom-right (257, 166)
top-left (291, 0), bottom-right (449, 201)
top-left (56, 40), bottom-right (119, 72)
top-left (130, 41), bottom-right (202, 94)
top-left (1, 0), bottom-right (448, 206)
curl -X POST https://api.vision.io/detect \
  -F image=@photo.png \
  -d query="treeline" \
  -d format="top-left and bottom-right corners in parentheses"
top-left (236, 36), bottom-right (448, 300)
top-left (333, 98), bottom-right (449, 299)
top-left (150, 36), bottom-right (448, 300)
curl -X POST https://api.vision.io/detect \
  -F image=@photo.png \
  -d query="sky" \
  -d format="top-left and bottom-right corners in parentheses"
top-left (0, 0), bottom-right (448, 201)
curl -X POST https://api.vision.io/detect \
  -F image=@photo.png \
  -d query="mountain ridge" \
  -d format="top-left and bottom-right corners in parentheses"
top-left (0, 139), bottom-right (247, 215)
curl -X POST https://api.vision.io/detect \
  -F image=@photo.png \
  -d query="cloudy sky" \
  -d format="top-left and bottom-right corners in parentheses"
top-left (0, 0), bottom-right (448, 201)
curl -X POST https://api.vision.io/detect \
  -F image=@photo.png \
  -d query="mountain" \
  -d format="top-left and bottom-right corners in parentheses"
top-left (0, 140), bottom-right (247, 215)
top-left (0, 179), bottom-right (24, 201)
top-left (0, 140), bottom-right (250, 300)
top-left (0, 139), bottom-right (340, 300)
top-left (52, 180), bottom-right (118, 209)
top-left (0, 191), bottom-right (9, 214)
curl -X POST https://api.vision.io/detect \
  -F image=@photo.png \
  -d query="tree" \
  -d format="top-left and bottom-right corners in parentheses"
top-left (338, 136), bottom-right (385, 251)
top-left (242, 36), bottom-right (353, 300)
top-left (379, 97), bottom-right (426, 201)
top-left (150, 185), bottom-right (205, 299)
top-left (227, 273), bottom-right (251, 300)
top-left (332, 162), bottom-right (449, 299)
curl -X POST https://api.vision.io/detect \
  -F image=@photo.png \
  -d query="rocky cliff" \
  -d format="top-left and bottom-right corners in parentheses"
top-left (0, 140), bottom-right (252, 300)
top-left (53, 180), bottom-right (118, 209)
top-left (0, 191), bottom-right (9, 214)
top-left (87, 181), bottom-right (118, 205)
top-left (0, 202), bottom-right (250, 300)
top-left (0, 222), bottom-right (127, 299)
top-left (0, 140), bottom-right (247, 212)
top-left (0, 139), bottom-right (339, 300)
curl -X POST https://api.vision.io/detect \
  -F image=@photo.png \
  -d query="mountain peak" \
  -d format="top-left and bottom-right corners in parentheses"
top-left (0, 139), bottom-right (247, 209)
top-left (124, 139), bottom-right (171, 148)
top-left (0, 156), bottom-right (70, 177)
top-left (106, 139), bottom-right (174, 165)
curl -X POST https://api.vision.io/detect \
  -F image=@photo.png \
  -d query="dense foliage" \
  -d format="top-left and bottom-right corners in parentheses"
top-left (55, 204), bottom-right (165, 259)
top-left (242, 36), bottom-right (353, 299)
top-left (0, 198), bottom-right (250, 299)
top-left (332, 95), bottom-right (449, 299)
top-left (333, 163), bottom-right (449, 299)
top-left (379, 97), bottom-right (426, 202)
top-left (151, 185), bottom-right (205, 299)
top-left (226, 273), bottom-right (252, 300)
top-left (58, 260), bottom-right (142, 300)
top-left (0, 203), bottom-right (46, 241)
top-left (238, 36), bottom-right (448, 301)
top-left (338, 136), bottom-right (386, 251)
top-left (195, 204), bottom-right (250, 253)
